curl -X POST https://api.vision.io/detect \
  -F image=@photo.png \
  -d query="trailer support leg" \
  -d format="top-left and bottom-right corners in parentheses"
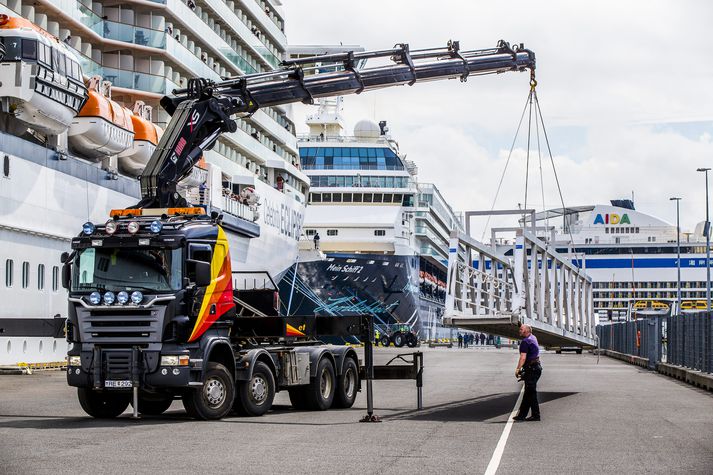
top-left (360, 317), bottom-right (380, 422)
top-left (131, 346), bottom-right (140, 420)
top-left (416, 352), bottom-right (423, 410)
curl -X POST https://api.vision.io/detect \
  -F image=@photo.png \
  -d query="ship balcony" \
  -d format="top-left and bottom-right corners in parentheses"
top-left (236, 0), bottom-right (287, 48)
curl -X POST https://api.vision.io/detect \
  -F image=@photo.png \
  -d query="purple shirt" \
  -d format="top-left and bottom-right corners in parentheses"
top-left (519, 334), bottom-right (540, 362)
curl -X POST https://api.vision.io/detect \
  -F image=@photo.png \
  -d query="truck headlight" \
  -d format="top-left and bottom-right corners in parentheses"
top-left (68, 356), bottom-right (81, 366)
top-left (88, 292), bottom-right (101, 305)
top-left (82, 222), bottom-right (95, 235)
top-left (127, 221), bottom-right (140, 234)
top-left (117, 291), bottom-right (129, 305)
top-left (160, 355), bottom-right (190, 366)
top-left (103, 291), bottom-right (115, 305)
top-left (150, 220), bottom-right (163, 233)
top-left (105, 220), bottom-right (118, 235)
top-left (130, 291), bottom-right (143, 305)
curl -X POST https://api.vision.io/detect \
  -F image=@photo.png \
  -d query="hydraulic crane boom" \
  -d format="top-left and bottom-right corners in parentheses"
top-left (138, 40), bottom-right (535, 208)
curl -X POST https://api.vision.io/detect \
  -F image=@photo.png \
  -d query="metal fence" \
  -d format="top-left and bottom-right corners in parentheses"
top-left (596, 313), bottom-right (713, 374)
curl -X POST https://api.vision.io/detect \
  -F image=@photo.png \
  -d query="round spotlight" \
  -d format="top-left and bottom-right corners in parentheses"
top-left (117, 291), bottom-right (129, 305)
top-left (88, 292), bottom-right (101, 305)
top-left (105, 220), bottom-right (118, 235)
top-left (130, 291), bottom-right (143, 305)
top-left (127, 221), bottom-right (140, 234)
top-left (103, 291), bottom-right (116, 305)
top-left (82, 222), bottom-right (95, 235)
top-left (150, 220), bottom-right (163, 233)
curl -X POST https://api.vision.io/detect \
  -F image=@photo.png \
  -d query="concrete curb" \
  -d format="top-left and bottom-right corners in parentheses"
top-left (599, 350), bottom-right (713, 392)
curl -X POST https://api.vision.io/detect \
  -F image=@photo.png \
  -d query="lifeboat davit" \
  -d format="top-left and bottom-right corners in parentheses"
top-left (0, 14), bottom-right (87, 135)
top-left (118, 101), bottom-right (163, 176)
top-left (68, 76), bottom-right (134, 160)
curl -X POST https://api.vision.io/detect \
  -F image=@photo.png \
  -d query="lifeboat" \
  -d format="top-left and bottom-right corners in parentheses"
top-left (118, 101), bottom-right (164, 176)
top-left (68, 76), bottom-right (134, 160)
top-left (0, 14), bottom-right (87, 135)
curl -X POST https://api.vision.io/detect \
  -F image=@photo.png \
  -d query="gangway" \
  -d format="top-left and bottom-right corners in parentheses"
top-left (443, 211), bottom-right (597, 348)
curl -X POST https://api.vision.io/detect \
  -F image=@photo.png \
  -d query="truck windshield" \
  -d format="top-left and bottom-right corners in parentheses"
top-left (71, 247), bottom-right (182, 292)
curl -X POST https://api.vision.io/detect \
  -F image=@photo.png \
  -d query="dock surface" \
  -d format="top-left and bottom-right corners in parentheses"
top-left (1, 347), bottom-right (712, 474)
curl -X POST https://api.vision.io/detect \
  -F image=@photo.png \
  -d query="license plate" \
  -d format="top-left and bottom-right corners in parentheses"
top-left (104, 380), bottom-right (132, 388)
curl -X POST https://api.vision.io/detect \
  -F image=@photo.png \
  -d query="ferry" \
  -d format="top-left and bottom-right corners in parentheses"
top-left (279, 99), bottom-right (462, 341)
top-left (0, 1), bottom-right (305, 367)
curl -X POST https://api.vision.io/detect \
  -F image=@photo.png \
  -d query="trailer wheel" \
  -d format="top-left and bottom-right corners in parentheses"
top-left (380, 335), bottom-right (390, 347)
top-left (77, 388), bottom-right (130, 419)
top-left (333, 357), bottom-right (359, 408)
top-left (305, 357), bottom-right (336, 410)
top-left (392, 332), bottom-right (405, 348)
top-left (131, 393), bottom-right (174, 416)
top-left (406, 333), bottom-right (418, 348)
top-left (182, 362), bottom-right (234, 420)
top-left (235, 361), bottom-right (275, 417)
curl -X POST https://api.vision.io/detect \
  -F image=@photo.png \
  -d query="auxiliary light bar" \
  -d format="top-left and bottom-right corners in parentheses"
top-left (109, 207), bottom-right (205, 217)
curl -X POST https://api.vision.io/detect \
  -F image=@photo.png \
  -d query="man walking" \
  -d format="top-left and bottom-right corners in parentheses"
top-left (313, 231), bottom-right (320, 250)
top-left (513, 324), bottom-right (542, 421)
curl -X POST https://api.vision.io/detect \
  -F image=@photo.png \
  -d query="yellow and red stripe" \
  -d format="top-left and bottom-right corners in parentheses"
top-left (188, 227), bottom-right (234, 342)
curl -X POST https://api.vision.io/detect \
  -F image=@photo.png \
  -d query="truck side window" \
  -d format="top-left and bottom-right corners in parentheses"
top-left (187, 243), bottom-right (212, 282)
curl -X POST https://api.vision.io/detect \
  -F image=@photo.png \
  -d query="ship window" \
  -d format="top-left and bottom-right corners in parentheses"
top-left (363, 193), bottom-right (373, 203)
top-left (374, 230), bottom-right (386, 236)
top-left (322, 193), bottom-right (332, 203)
top-left (373, 193), bottom-right (383, 202)
top-left (5, 259), bottom-right (12, 287)
top-left (3, 155), bottom-right (8, 178)
top-left (327, 229), bottom-right (338, 236)
top-left (352, 193), bottom-right (362, 202)
top-left (393, 194), bottom-right (402, 203)
top-left (38, 43), bottom-right (49, 66)
top-left (21, 39), bottom-right (37, 61)
top-left (383, 193), bottom-right (393, 202)
top-left (332, 193), bottom-right (342, 202)
top-left (311, 193), bottom-right (321, 203)
top-left (52, 266), bottom-right (59, 292)
top-left (305, 229), bottom-right (316, 236)
top-left (22, 261), bottom-right (30, 289)
top-left (37, 264), bottom-right (45, 290)
top-left (343, 193), bottom-right (352, 202)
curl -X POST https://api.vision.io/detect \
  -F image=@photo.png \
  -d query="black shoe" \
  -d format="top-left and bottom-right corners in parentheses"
top-left (525, 416), bottom-right (541, 421)
top-left (512, 415), bottom-right (526, 421)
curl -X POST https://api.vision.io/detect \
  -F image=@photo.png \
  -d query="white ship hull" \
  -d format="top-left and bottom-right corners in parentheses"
top-left (0, 135), bottom-right (303, 366)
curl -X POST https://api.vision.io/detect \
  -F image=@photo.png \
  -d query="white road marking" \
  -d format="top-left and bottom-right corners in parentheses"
top-left (484, 386), bottom-right (525, 475)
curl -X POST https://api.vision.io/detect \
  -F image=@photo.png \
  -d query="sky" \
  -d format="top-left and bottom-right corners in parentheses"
top-left (281, 0), bottom-right (713, 238)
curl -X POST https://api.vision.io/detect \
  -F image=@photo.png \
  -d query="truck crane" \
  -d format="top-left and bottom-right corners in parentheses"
top-left (61, 40), bottom-right (535, 420)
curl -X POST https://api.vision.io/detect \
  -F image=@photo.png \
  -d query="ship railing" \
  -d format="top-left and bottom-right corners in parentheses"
top-left (297, 134), bottom-right (391, 144)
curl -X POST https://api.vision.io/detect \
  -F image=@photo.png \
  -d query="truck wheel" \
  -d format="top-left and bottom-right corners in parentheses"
top-left (305, 357), bottom-right (336, 410)
top-left (77, 388), bottom-right (130, 419)
top-left (555, 350), bottom-right (562, 354)
top-left (406, 333), bottom-right (418, 348)
top-left (393, 332), bottom-right (405, 348)
top-left (131, 393), bottom-right (174, 416)
top-left (576, 349), bottom-right (583, 354)
top-left (380, 335), bottom-right (390, 347)
top-left (333, 357), bottom-right (359, 408)
top-left (235, 361), bottom-right (275, 417)
top-left (182, 362), bottom-right (234, 420)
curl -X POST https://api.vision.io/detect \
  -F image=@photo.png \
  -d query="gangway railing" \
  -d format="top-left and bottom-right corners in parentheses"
top-left (444, 218), bottom-right (596, 348)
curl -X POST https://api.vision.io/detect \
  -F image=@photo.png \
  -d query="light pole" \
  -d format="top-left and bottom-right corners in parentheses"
top-left (697, 168), bottom-right (711, 312)
top-left (670, 197), bottom-right (682, 312)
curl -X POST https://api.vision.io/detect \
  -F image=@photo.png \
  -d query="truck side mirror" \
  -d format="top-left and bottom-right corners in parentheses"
top-left (60, 252), bottom-right (69, 264)
top-left (61, 263), bottom-right (71, 290)
top-left (194, 261), bottom-right (212, 287)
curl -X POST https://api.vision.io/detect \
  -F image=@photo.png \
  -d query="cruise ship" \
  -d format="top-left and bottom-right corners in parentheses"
top-left (278, 98), bottom-right (463, 340)
top-left (524, 200), bottom-right (712, 320)
top-left (0, 0), bottom-right (309, 366)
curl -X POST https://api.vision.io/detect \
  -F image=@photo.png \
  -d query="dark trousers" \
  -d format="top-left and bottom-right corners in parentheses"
top-left (517, 363), bottom-right (542, 418)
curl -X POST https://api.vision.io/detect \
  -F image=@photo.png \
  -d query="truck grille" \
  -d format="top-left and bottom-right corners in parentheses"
top-left (103, 351), bottom-right (132, 380)
top-left (77, 307), bottom-right (166, 346)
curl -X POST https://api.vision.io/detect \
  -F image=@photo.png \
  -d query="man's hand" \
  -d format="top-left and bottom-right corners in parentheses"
top-left (515, 367), bottom-right (521, 378)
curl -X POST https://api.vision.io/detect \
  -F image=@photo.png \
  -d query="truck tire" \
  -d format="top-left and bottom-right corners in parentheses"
top-left (393, 332), bottom-right (405, 348)
top-left (406, 333), bottom-right (418, 348)
top-left (182, 362), bottom-right (234, 420)
top-left (78, 388), bottom-right (130, 419)
top-left (576, 349), bottom-right (583, 354)
top-left (304, 357), bottom-right (336, 410)
top-left (235, 361), bottom-right (275, 417)
top-left (380, 335), bottom-right (390, 347)
top-left (131, 393), bottom-right (174, 416)
top-left (333, 357), bottom-right (359, 408)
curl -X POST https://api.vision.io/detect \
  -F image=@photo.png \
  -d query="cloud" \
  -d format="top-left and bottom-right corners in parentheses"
top-left (283, 0), bottom-right (713, 240)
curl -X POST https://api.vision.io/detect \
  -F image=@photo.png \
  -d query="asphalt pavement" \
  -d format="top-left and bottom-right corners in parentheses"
top-left (1, 347), bottom-right (712, 474)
